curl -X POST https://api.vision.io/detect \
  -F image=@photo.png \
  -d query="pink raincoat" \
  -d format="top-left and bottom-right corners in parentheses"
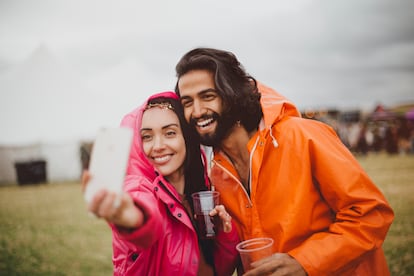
top-left (109, 92), bottom-right (239, 276)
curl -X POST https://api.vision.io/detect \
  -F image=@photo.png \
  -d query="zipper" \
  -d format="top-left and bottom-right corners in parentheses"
top-left (249, 135), bottom-right (260, 195)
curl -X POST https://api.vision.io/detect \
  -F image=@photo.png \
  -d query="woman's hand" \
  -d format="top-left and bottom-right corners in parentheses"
top-left (209, 204), bottom-right (232, 233)
top-left (81, 170), bottom-right (144, 229)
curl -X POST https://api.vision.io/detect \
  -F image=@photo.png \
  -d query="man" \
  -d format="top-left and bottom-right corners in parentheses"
top-left (174, 48), bottom-right (394, 275)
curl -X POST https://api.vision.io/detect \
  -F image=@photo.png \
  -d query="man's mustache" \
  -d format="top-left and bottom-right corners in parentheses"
top-left (190, 113), bottom-right (219, 127)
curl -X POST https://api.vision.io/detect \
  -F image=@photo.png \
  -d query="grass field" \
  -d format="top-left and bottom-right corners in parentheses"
top-left (0, 182), bottom-right (113, 275)
top-left (0, 153), bottom-right (413, 275)
top-left (358, 153), bottom-right (414, 275)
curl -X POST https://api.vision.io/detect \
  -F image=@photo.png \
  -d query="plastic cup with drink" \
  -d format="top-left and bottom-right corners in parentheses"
top-left (191, 191), bottom-right (220, 239)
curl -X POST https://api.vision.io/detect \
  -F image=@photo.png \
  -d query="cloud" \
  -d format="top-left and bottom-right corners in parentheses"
top-left (1, 0), bottom-right (413, 143)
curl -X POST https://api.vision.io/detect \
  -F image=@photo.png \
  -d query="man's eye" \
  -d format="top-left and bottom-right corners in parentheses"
top-left (181, 99), bottom-right (193, 107)
top-left (202, 93), bottom-right (216, 101)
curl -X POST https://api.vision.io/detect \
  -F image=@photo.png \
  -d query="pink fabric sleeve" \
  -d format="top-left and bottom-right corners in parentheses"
top-left (110, 176), bottom-right (164, 250)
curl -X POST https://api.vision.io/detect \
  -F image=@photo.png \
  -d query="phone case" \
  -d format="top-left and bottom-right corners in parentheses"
top-left (84, 127), bottom-right (133, 203)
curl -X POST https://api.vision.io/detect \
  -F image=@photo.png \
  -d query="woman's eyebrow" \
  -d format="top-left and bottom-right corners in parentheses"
top-left (162, 123), bottom-right (180, 130)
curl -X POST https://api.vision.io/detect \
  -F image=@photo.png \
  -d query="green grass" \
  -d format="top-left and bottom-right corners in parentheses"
top-left (0, 153), bottom-right (413, 275)
top-left (357, 153), bottom-right (414, 276)
top-left (0, 182), bottom-right (113, 276)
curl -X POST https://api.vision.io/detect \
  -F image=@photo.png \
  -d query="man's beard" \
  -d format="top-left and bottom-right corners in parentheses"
top-left (191, 110), bottom-right (238, 147)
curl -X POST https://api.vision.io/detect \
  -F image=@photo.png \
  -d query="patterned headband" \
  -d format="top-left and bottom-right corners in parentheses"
top-left (145, 102), bottom-right (174, 111)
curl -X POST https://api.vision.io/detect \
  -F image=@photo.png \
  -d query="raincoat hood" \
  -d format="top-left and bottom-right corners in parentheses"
top-left (258, 82), bottom-right (301, 127)
top-left (256, 82), bottom-right (301, 145)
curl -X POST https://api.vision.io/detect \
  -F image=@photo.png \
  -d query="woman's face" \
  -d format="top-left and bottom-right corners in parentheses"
top-left (140, 107), bottom-right (186, 180)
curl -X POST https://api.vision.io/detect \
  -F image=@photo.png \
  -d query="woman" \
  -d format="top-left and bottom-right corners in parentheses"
top-left (83, 91), bottom-right (240, 275)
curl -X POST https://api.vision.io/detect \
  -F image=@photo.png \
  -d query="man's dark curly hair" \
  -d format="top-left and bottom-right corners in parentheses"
top-left (174, 47), bottom-right (263, 133)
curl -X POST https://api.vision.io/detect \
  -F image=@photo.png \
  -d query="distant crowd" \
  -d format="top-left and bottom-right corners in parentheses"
top-left (314, 115), bottom-right (414, 156)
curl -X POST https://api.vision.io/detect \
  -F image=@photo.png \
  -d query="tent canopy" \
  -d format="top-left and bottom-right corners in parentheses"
top-left (368, 105), bottom-right (397, 121)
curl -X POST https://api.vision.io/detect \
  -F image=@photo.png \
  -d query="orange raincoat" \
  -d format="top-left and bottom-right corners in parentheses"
top-left (210, 83), bottom-right (394, 275)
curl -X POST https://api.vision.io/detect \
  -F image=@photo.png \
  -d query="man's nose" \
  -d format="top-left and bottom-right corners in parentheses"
top-left (192, 100), bottom-right (204, 118)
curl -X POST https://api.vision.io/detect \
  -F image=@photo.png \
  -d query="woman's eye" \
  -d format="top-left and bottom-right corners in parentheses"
top-left (166, 131), bottom-right (176, 137)
top-left (141, 134), bottom-right (152, 141)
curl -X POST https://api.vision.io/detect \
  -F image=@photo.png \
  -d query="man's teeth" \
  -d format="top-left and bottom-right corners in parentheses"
top-left (197, 118), bottom-right (213, 127)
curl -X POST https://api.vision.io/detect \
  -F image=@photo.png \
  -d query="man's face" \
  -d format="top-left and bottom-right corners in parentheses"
top-left (177, 69), bottom-right (231, 146)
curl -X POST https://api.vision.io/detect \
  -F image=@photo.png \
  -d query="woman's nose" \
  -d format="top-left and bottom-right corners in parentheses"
top-left (152, 136), bottom-right (165, 151)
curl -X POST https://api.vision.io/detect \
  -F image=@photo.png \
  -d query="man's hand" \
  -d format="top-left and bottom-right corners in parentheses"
top-left (243, 253), bottom-right (307, 276)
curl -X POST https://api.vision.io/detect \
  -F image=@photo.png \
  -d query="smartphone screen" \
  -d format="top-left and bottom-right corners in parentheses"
top-left (84, 127), bottom-right (133, 203)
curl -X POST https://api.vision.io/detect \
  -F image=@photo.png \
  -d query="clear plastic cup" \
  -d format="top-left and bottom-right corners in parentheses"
top-left (236, 237), bottom-right (274, 272)
top-left (191, 191), bottom-right (220, 239)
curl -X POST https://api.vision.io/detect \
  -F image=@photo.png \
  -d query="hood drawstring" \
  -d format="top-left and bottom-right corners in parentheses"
top-left (259, 119), bottom-right (279, 148)
top-left (269, 127), bottom-right (279, 148)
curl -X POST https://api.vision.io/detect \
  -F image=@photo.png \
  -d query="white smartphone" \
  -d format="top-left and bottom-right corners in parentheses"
top-left (84, 127), bottom-right (133, 203)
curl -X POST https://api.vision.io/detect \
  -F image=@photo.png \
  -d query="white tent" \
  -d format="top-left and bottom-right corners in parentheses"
top-left (0, 144), bottom-right (41, 183)
top-left (0, 44), bottom-right (91, 144)
top-left (0, 45), bottom-right (86, 184)
top-left (0, 43), bottom-right (173, 184)
top-left (0, 141), bottom-right (83, 184)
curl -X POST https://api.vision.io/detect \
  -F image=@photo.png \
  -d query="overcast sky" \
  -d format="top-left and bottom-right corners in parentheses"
top-left (1, 0), bottom-right (414, 144)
